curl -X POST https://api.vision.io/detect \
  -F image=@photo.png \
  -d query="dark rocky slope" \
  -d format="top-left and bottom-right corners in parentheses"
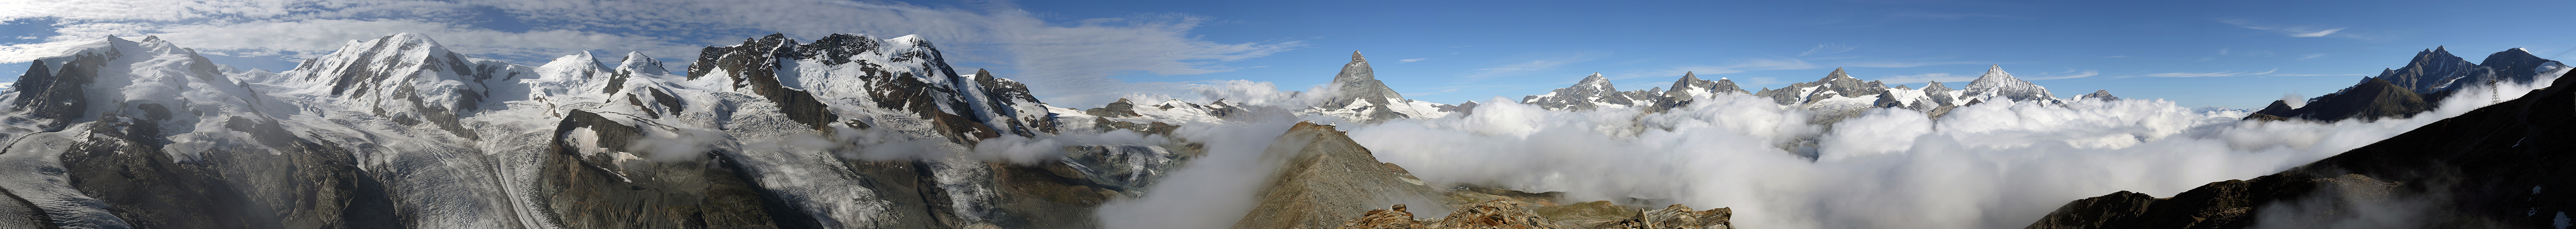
top-left (1233, 122), bottom-right (1444, 229)
top-left (2030, 70), bottom-right (2576, 229)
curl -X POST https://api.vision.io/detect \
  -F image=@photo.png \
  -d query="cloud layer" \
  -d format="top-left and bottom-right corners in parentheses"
top-left (1099, 73), bottom-right (2561, 229)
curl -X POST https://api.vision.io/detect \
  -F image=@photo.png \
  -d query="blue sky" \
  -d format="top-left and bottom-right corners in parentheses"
top-left (5, 0), bottom-right (2574, 109)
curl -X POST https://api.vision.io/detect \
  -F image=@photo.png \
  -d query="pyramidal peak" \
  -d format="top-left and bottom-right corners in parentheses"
top-left (1825, 67), bottom-right (1853, 80)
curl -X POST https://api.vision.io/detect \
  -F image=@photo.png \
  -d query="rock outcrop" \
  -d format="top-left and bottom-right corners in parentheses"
top-left (2030, 69), bottom-right (2576, 229)
top-left (2244, 77), bottom-right (2431, 121)
top-left (1234, 122), bottom-right (1444, 229)
top-left (1335, 200), bottom-right (1734, 229)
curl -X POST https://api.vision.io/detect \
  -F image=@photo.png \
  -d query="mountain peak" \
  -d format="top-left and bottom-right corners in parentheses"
top-left (385, 32), bottom-right (442, 47)
top-left (1351, 50), bottom-right (1366, 62)
top-left (1977, 65), bottom-right (2016, 81)
top-left (1963, 65), bottom-right (2055, 102)
top-left (539, 51), bottom-right (607, 80)
top-left (617, 51), bottom-right (668, 75)
top-left (1826, 67), bottom-right (1851, 80)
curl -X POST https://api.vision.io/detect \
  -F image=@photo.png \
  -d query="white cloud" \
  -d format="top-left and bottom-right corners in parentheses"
top-left (2299, 54), bottom-right (2328, 60)
top-left (1397, 58), bottom-right (1429, 63)
top-left (1466, 53), bottom-right (1602, 78)
top-left (2120, 68), bottom-right (2280, 78)
top-left (1671, 57), bottom-right (1820, 75)
top-left (2222, 20), bottom-right (2360, 39)
top-left (2023, 70), bottom-right (2098, 80)
top-left (1799, 43), bottom-right (1855, 56)
top-left (1877, 73), bottom-right (1974, 83)
top-left (0, 0), bottom-right (1304, 107)
top-left (1302, 74), bottom-right (2560, 229)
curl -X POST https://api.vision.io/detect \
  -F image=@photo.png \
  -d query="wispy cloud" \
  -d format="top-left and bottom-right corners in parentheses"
top-left (2298, 54), bottom-right (2327, 60)
top-left (1467, 53), bottom-right (1603, 78)
top-left (2221, 20), bottom-right (2361, 39)
top-left (1671, 57), bottom-right (1821, 75)
top-left (1398, 58), bottom-right (1430, 63)
top-left (1877, 73), bottom-right (1975, 83)
top-left (1800, 43), bottom-right (1855, 56)
top-left (1887, 12), bottom-right (2032, 20)
top-left (2118, 69), bottom-right (2291, 78)
top-left (2102, 55), bottom-right (2128, 58)
top-left (2023, 70), bottom-right (2098, 80)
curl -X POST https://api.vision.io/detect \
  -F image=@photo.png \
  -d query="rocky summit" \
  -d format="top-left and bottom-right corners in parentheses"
top-left (2248, 47), bottom-right (2565, 122)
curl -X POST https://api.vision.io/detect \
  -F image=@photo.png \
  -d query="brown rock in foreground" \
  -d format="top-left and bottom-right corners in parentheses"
top-left (1338, 199), bottom-right (1733, 229)
top-left (1234, 121), bottom-right (1444, 229)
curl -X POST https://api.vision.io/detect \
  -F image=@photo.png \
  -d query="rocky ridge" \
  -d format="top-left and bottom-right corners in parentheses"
top-left (2248, 47), bottom-right (2565, 122)
top-left (2029, 67), bottom-right (2576, 229)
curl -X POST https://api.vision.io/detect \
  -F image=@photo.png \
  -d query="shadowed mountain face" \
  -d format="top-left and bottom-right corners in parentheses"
top-left (2030, 70), bottom-right (2576, 229)
top-left (2251, 47), bottom-right (2566, 122)
top-left (2245, 77), bottom-right (2432, 121)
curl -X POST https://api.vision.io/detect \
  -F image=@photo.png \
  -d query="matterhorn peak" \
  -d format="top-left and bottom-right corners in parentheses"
top-left (1351, 50), bottom-right (1367, 62)
top-left (1826, 67), bottom-right (1852, 80)
top-left (617, 51), bottom-right (668, 75)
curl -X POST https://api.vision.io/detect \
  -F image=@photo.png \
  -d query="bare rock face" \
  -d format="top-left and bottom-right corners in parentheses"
top-left (1317, 51), bottom-right (1416, 122)
top-left (1234, 122), bottom-right (1444, 229)
top-left (2030, 70), bottom-right (2576, 229)
top-left (538, 109), bottom-right (790, 229)
top-left (1338, 204), bottom-right (1431, 229)
top-left (2242, 77), bottom-right (2431, 122)
top-left (1334, 199), bottom-right (1734, 229)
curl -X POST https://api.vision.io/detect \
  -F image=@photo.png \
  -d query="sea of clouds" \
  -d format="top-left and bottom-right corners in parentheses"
top-left (1080, 73), bottom-right (2560, 229)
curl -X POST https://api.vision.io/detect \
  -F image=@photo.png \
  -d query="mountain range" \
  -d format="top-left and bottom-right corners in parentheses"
top-left (0, 33), bottom-right (2563, 229)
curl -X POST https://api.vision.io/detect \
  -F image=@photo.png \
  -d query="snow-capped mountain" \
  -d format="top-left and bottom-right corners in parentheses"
top-left (1959, 65), bottom-right (2059, 104)
top-left (1664, 71), bottom-right (1749, 101)
top-left (1299, 51), bottom-right (1450, 122)
top-left (1513, 65), bottom-right (2072, 123)
top-left (0, 33), bottom-right (1194, 229)
top-left (1520, 73), bottom-right (1667, 111)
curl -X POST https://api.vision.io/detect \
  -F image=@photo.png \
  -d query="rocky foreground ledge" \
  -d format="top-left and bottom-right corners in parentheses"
top-left (1231, 122), bottom-right (1733, 229)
